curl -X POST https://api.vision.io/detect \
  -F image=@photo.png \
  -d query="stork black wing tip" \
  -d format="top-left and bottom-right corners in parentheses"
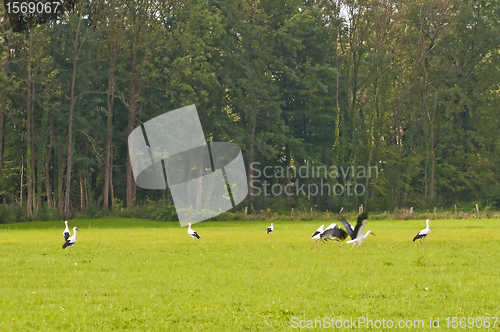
top-left (413, 234), bottom-right (423, 241)
top-left (359, 210), bottom-right (368, 220)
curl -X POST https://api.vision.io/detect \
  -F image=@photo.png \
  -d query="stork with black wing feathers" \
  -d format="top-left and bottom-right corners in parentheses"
top-left (413, 219), bottom-right (431, 245)
top-left (339, 211), bottom-right (375, 250)
top-left (63, 221), bottom-right (70, 241)
top-left (310, 223), bottom-right (348, 251)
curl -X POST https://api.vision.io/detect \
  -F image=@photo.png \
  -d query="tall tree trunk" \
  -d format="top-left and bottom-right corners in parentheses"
top-left (103, 0), bottom-right (116, 211)
top-left (347, 3), bottom-right (360, 203)
top-left (0, 26), bottom-right (9, 183)
top-left (195, 102), bottom-right (208, 209)
top-left (126, 35), bottom-right (140, 208)
top-left (429, 90), bottom-right (437, 202)
top-left (36, 84), bottom-right (52, 216)
top-left (32, 80), bottom-right (37, 215)
top-left (0, 108), bottom-right (5, 182)
top-left (26, 29), bottom-right (34, 217)
top-left (20, 156), bottom-right (24, 205)
top-left (80, 176), bottom-right (84, 211)
top-left (110, 152), bottom-right (115, 209)
top-left (284, 145), bottom-right (291, 203)
top-left (246, 122), bottom-right (256, 204)
top-left (365, 74), bottom-right (379, 207)
top-left (45, 152), bottom-right (52, 208)
top-left (65, 16), bottom-right (83, 219)
top-left (85, 175), bottom-right (89, 210)
top-left (46, 117), bottom-right (55, 208)
top-left (333, 10), bottom-right (342, 161)
top-left (57, 147), bottom-right (65, 211)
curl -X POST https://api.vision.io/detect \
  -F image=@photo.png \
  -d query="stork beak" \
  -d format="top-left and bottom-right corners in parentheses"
top-left (76, 228), bottom-right (80, 231)
top-left (371, 232), bottom-right (376, 236)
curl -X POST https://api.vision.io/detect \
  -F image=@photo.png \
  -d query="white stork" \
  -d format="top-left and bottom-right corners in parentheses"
top-left (339, 211), bottom-right (375, 250)
top-left (267, 223), bottom-right (273, 235)
top-left (187, 223), bottom-right (200, 239)
top-left (63, 221), bottom-right (70, 241)
top-left (310, 224), bottom-right (324, 250)
top-left (310, 223), bottom-right (348, 251)
top-left (62, 227), bottom-right (79, 250)
top-left (311, 224), bottom-right (324, 239)
top-left (413, 219), bottom-right (431, 245)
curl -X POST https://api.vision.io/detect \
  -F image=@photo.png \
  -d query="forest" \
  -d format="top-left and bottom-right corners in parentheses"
top-left (0, 0), bottom-right (499, 222)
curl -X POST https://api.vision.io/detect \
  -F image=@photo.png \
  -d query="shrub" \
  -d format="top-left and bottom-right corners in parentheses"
top-left (0, 205), bottom-right (15, 223)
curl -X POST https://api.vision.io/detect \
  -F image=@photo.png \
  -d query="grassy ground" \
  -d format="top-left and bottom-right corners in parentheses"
top-left (1, 218), bottom-right (499, 331)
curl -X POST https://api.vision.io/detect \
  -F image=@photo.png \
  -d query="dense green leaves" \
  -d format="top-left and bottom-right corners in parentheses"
top-left (0, 0), bottom-right (499, 220)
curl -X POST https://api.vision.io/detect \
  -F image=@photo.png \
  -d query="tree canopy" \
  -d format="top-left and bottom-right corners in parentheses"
top-left (0, 0), bottom-right (499, 221)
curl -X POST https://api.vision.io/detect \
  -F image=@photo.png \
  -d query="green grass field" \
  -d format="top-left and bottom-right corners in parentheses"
top-left (1, 218), bottom-right (499, 331)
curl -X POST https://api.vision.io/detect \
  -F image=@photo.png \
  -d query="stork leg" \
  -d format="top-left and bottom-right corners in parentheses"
top-left (317, 240), bottom-right (322, 251)
top-left (351, 243), bottom-right (356, 249)
top-left (310, 239), bottom-right (319, 250)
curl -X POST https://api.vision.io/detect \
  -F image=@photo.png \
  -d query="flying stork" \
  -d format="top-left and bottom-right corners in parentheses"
top-left (63, 221), bottom-right (70, 241)
top-left (339, 211), bottom-right (375, 250)
top-left (187, 223), bottom-right (200, 239)
top-left (62, 227), bottom-right (79, 250)
top-left (413, 219), bottom-right (431, 245)
top-left (267, 223), bottom-right (273, 235)
top-left (310, 223), bottom-right (348, 251)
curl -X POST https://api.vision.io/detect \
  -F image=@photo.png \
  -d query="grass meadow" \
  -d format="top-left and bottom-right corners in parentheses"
top-left (1, 218), bottom-right (499, 331)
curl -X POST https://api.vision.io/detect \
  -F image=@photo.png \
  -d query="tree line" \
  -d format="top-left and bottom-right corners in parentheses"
top-left (0, 0), bottom-right (499, 221)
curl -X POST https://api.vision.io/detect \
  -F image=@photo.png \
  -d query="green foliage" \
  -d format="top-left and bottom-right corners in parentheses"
top-left (141, 203), bottom-right (178, 222)
top-left (35, 203), bottom-right (63, 221)
top-left (86, 193), bottom-right (102, 218)
top-left (112, 198), bottom-right (123, 211)
top-left (0, 205), bottom-right (15, 223)
top-left (0, 0), bottom-right (499, 218)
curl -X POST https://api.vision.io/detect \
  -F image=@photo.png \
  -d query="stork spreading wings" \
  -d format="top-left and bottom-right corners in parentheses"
top-left (310, 223), bottom-right (348, 251)
top-left (339, 211), bottom-right (375, 250)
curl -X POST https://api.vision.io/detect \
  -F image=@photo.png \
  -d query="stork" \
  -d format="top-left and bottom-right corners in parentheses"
top-left (267, 223), bottom-right (273, 235)
top-left (187, 223), bottom-right (200, 239)
top-left (63, 221), bottom-right (70, 241)
top-left (310, 223), bottom-right (348, 251)
top-left (310, 224), bottom-right (324, 250)
top-left (413, 219), bottom-right (431, 245)
top-left (62, 227), bottom-right (79, 250)
top-left (339, 211), bottom-right (375, 250)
